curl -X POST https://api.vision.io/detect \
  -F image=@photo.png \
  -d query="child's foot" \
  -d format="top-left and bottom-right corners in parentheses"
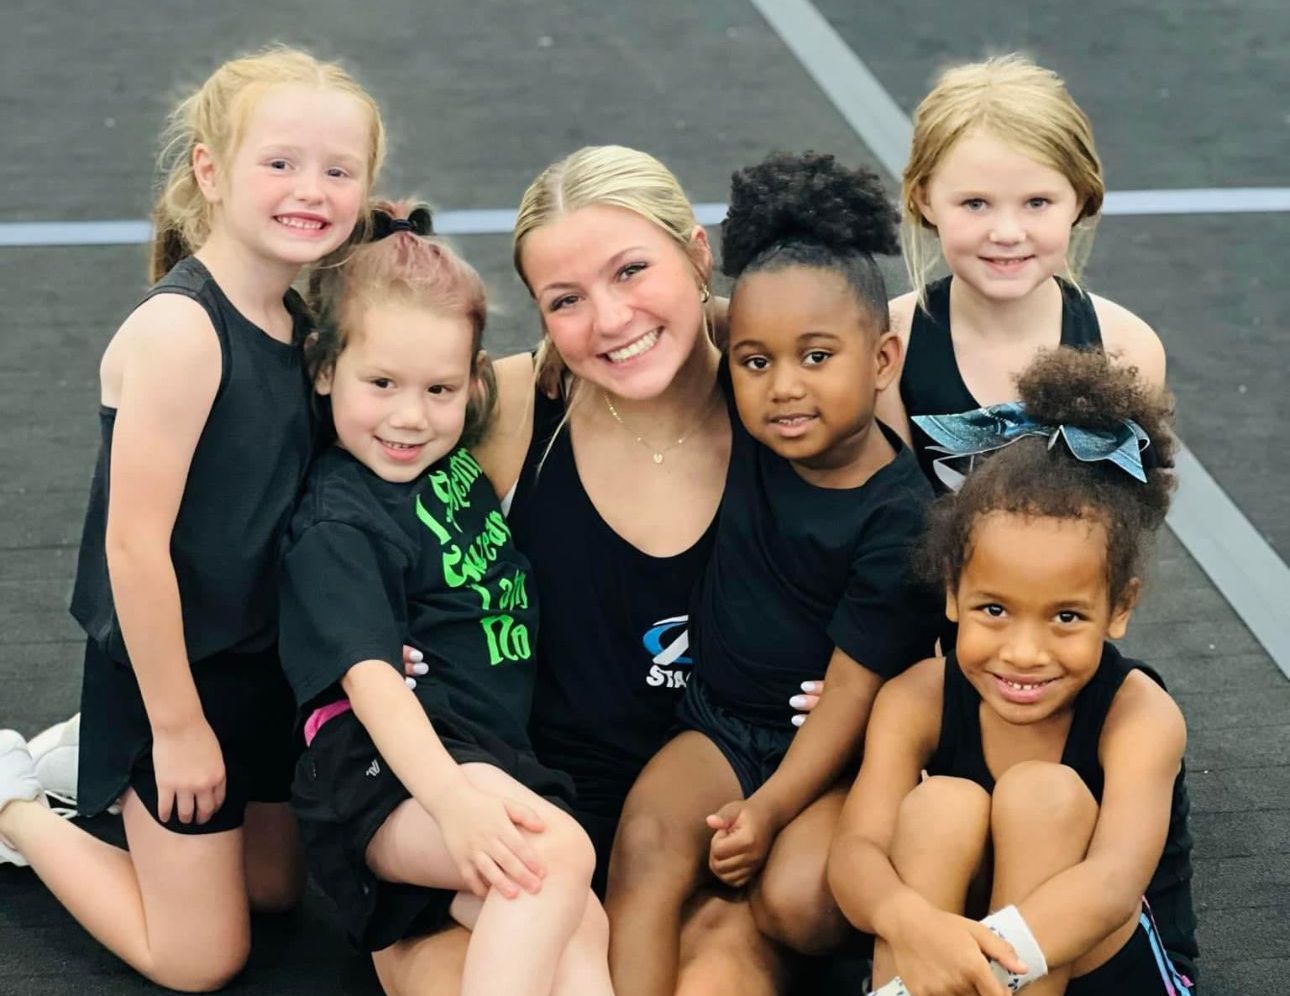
top-left (0, 730), bottom-right (48, 866)
top-left (28, 713), bottom-right (81, 815)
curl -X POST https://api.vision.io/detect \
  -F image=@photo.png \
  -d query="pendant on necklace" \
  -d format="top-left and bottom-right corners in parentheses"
top-left (652, 452), bottom-right (664, 464)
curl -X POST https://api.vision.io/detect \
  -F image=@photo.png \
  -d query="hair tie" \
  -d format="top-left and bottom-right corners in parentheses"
top-left (370, 205), bottom-right (435, 241)
top-left (911, 401), bottom-right (1155, 492)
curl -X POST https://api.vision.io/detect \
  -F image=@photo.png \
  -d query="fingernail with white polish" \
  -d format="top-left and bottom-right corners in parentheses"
top-left (791, 714), bottom-right (805, 727)
top-left (789, 695), bottom-right (807, 709)
top-left (409, 648), bottom-right (424, 662)
top-left (413, 662), bottom-right (429, 675)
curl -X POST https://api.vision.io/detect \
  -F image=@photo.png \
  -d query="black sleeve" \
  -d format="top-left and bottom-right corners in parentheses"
top-left (278, 520), bottom-right (409, 707)
top-left (826, 510), bottom-right (941, 679)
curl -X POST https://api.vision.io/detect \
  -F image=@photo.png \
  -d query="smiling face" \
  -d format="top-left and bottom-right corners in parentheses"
top-left (918, 129), bottom-right (1082, 302)
top-left (728, 265), bottom-right (900, 486)
top-left (518, 204), bottom-right (711, 400)
top-left (199, 83), bottom-right (371, 268)
top-left (317, 301), bottom-right (475, 483)
top-left (948, 511), bottom-right (1135, 726)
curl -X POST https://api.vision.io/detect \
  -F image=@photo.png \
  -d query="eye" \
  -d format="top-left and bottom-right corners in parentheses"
top-left (326, 166), bottom-right (351, 179)
top-left (803, 349), bottom-right (831, 366)
top-left (267, 158), bottom-right (290, 171)
top-left (548, 294), bottom-right (579, 313)
top-left (617, 262), bottom-right (647, 282)
top-left (739, 355), bottom-right (769, 372)
top-left (427, 384), bottom-right (455, 396)
top-left (962, 197), bottom-right (987, 211)
top-left (979, 603), bottom-right (1006, 618)
top-left (370, 377), bottom-right (392, 389)
top-left (1055, 609), bottom-right (1083, 624)
top-left (1026, 196), bottom-right (1051, 209)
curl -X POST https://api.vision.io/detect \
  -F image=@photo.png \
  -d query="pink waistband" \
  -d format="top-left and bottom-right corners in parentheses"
top-left (303, 699), bottom-right (353, 746)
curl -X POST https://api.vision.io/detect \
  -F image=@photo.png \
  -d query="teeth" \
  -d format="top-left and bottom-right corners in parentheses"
top-left (381, 440), bottom-right (419, 450)
top-left (278, 216), bottom-right (324, 230)
top-left (1001, 677), bottom-right (1048, 690)
top-left (607, 329), bottom-right (660, 363)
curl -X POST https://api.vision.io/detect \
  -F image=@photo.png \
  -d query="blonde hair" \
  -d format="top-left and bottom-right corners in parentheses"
top-left (512, 145), bottom-right (710, 392)
top-left (150, 44), bottom-right (386, 282)
top-left (901, 54), bottom-right (1104, 303)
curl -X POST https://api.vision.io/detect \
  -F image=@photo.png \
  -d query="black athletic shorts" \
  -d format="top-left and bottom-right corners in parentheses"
top-left (292, 708), bottom-right (574, 952)
top-left (77, 638), bottom-right (300, 834)
top-left (1067, 904), bottom-right (1195, 995)
top-left (675, 675), bottom-right (794, 798)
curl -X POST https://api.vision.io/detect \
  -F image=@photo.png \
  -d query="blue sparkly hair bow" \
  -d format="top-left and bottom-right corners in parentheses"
top-left (911, 401), bottom-right (1153, 492)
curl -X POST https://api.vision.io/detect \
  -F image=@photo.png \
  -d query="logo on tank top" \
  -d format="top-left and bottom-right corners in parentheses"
top-left (643, 615), bottom-right (692, 689)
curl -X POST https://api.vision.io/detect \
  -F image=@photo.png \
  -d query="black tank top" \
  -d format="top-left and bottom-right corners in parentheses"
top-left (70, 256), bottom-right (313, 664)
top-left (901, 275), bottom-right (1103, 490)
top-left (928, 643), bottom-right (1198, 974)
top-left (508, 384), bottom-right (718, 818)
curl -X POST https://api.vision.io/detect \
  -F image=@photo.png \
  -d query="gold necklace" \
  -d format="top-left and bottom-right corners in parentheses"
top-left (602, 391), bottom-right (711, 464)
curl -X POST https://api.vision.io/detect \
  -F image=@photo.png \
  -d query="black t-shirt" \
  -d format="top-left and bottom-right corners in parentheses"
top-left (508, 385), bottom-right (717, 817)
top-left (70, 256), bottom-right (313, 663)
top-left (278, 446), bottom-right (540, 752)
top-left (692, 370), bottom-right (941, 726)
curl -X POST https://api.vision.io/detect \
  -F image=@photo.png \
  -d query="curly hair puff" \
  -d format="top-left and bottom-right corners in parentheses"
top-left (921, 348), bottom-right (1176, 607)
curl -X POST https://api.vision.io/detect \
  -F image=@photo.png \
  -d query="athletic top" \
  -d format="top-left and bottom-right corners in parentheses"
top-left (691, 363), bottom-right (941, 726)
top-left (508, 382), bottom-right (718, 818)
top-left (928, 642), bottom-right (1198, 977)
top-left (900, 275), bottom-right (1103, 490)
top-left (278, 446), bottom-right (541, 754)
top-left (70, 256), bottom-right (312, 664)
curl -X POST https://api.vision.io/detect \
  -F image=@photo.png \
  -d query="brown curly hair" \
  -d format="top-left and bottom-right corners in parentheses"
top-left (922, 348), bottom-right (1175, 607)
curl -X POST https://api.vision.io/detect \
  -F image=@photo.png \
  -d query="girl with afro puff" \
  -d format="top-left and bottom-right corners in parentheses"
top-left (605, 152), bottom-right (943, 996)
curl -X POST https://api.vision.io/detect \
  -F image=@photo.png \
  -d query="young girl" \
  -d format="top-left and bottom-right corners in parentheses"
top-left (0, 46), bottom-right (381, 991)
top-left (278, 203), bottom-right (612, 996)
top-left (879, 54), bottom-right (1167, 491)
top-left (829, 349), bottom-right (1197, 996)
top-left (606, 153), bottom-right (942, 996)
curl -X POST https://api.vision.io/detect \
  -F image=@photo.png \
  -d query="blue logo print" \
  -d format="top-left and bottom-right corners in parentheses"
top-left (643, 615), bottom-right (692, 667)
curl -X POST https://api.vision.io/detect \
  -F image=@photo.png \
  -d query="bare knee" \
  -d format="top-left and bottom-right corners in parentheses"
top-left (536, 811), bottom-right (597, 890)
top-left (751, 859), bottom-right (847, 955)
top-left (677, 897), bottom-right (779, 996)
top-left (246, 862), bottom-right (305, 914)
top-left (992, 762), bottom-right (1096, 834)
top-left (899, 776), bottom-right (992, 836)
top-left (149, 938), bottom-right (250, 992)
top-left (607, 809), bottom-right (695, 895)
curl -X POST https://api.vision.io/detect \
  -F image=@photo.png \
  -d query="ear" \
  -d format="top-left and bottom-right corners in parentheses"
top-left (1106, 577), bottom-right (1140, 639)
top-left (944, 583), bottom-right (960, 624)
top-left (314, 362), bottom-right (334, 396)
top-left (687, 224), bottom-right (713, 282)
top-left (873, 328), bottom-right (903, 392)
top-left (915, 185), bottom-right (937, 228)
top-left (192, 143), bottom-right (221, 204)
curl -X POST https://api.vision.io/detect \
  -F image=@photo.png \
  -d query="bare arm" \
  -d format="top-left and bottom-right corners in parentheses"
top-left (1091, 295), bottom-right (1167, 390)
top-left (1016, 672), bottom-right (1185, 968)
top-left (105, 295), bottom-right (223, 823)
top-left (876, 292), bottom-right (917, 445)
top-left (471, 352), bottom-right (537, 499)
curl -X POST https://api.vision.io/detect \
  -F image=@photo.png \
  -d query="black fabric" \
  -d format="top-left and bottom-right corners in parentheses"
top-left (675, 674), bottom-right (794, 797)
top-left (509, 384), bottom-right (717, 822)
top-left (279, 446), bottom-right (540, 755)
top-left (293, 708), bottom-right (573, 951)
top-left (928, 643), bottom-right (1198, 983)
top-left (900, 275), bottom-right (1104, 491)
top-left (1066, 911), bottom-right (1192, 995)
top-left (70, 256), bottom-right (313, 663)
top-left (691, 362), bottom-right (940, 726)
top-left (76, 638), bottom-right (300, 831)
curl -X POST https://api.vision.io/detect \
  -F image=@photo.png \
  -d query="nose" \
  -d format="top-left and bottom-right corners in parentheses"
top-left (769, 363), bottom-right (806, 402)
top-left (988, 208), bottom-right (1024, 245)
top-left (388, 393), bottom-right (429, 430)
top-left (294, 169), bottom-right (324, 205)
top-left (998, 621), bottom-right (1051, 670)
top-left (590, 287), bottom-right (633, 338)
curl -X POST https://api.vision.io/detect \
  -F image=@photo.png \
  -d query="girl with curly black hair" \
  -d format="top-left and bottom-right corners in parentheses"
top-left (606, 152), bottom-right (943, 995)
top-left (829, 349), bottom-right (1197, 996)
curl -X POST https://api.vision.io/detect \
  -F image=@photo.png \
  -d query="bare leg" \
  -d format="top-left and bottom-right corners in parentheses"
top-left (605, 731), bottom-right (742, 996)
top-left (372, 927), bottom-right (468, 996)
top-left (0, 789), bottom-right (251, 991)
top-left (242, 801), bottom-right (305, 913)
top-left (675, 891), bottom-right (786, 996)
top-left (870, 776), bottom-right (992, 987)
top-left (990, 761), bottom-right (1135, 996)
top-left (365, 763), bottom-right (600, 996)
top-left (750, 786), bottom-right (852, 956)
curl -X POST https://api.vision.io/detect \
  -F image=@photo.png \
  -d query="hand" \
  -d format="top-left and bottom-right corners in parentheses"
top-left (151, 719), bottom-right (226, 825)
top-left (889, 907), bottom-right (1026, 996)
top-left (706, 797), bottom-right (779, 887)
top-left (788, 679), bottom-right (824, 727)
top-left (431, 783), bottom-right (549, 899)
top-left (402, 645), bottom-right (428, 690)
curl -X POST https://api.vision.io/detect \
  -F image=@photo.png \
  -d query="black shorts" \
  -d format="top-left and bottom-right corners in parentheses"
top-left (675, 675), bottom-right (794, 798)
top-left (77, 638), bottom-right (300, 834)
top-left (1068, 905), bottom-right (1195, 995)
top-left (293, 708), bottom-right (575, 952)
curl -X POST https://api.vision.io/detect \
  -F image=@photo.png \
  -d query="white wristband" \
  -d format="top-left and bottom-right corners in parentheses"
top-left (980, 904), bottom-right (1049, 991)
top-left (866, 905), bottom-right (1048, 995)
